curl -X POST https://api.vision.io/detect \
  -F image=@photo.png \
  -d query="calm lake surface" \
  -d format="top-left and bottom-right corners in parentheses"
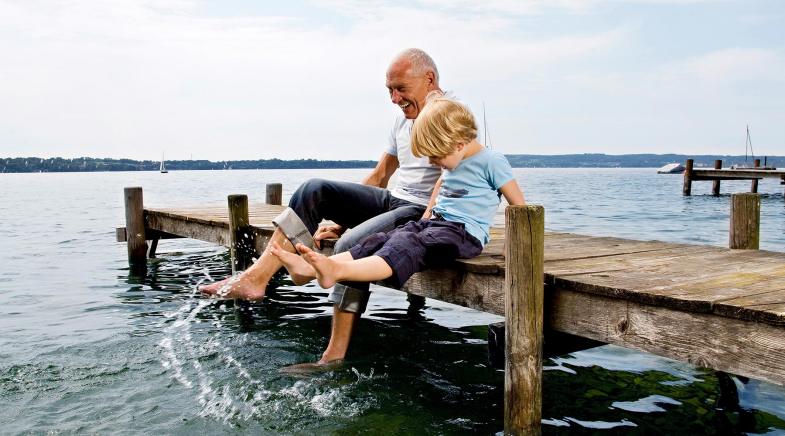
top-left (1, 168), bottom-right (784, 434)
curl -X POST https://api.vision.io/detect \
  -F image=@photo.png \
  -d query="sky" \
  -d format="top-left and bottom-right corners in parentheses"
top-left (0, 0), bottom-right (783, 161)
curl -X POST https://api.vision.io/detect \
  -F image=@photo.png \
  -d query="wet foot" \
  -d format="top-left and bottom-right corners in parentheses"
top-left (298, 244), bottom-right (341, 289)
top-left (269, 241), bottom-right (315, 285)
top-left (199, 277), bottom-right (229, 294)
top-left (279, 358), bottom-right (345, 376)
top-left (199, 275), bottom-right (267, 300)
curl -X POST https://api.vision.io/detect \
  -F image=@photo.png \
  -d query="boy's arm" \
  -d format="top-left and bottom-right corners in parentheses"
top-left (499, 179), bottom-right (525, 206)
top-left (422, 177), bottom-right (443, 220)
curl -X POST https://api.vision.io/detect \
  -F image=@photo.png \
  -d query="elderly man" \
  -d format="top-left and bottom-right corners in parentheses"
top-left (201, 48), bottom-right (443, 367)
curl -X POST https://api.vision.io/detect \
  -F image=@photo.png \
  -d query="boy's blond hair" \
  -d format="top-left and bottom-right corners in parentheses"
top-left (411, 98), bottom-right (478, 158)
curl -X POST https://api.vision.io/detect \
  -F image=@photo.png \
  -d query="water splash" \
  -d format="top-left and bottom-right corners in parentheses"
top-left (156, 276), bottom-right (378, 425)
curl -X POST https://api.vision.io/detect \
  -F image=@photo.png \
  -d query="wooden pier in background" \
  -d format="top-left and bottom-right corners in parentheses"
top-left (118, 185), bottom-right (785, 434)
top-left (682, 158), bottom-right (785, 197)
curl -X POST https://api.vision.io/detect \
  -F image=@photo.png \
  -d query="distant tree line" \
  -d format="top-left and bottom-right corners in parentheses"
top-left (2, 154), bottom-right (783, 173)
top-left (503, 153), bottom-right (785, 168)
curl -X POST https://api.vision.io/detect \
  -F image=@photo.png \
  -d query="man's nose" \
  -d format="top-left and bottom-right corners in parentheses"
top-left (390, 90), bottom-right (402, 104)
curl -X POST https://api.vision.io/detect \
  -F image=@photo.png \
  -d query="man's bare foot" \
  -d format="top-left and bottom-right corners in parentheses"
top-left (199, 277), bottom-right (230, 294)
top-left (269, 241), bottom-right (315, 285)
top-left (199, 274), bottom-right (267, 300)
top-left (297, 244), bottom-right (341, 289)
top-left (278, 358), bottom-right (345, 376)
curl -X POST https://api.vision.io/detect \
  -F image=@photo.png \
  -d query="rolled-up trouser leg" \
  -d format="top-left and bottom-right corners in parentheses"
top-left (327, 198), bottom-right (426, 313)
top-left (288, 178), bottom-right (393, 234)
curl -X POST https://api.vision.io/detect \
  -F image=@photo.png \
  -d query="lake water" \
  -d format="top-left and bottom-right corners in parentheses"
top-left (1, 168), bottom-right (784, 434)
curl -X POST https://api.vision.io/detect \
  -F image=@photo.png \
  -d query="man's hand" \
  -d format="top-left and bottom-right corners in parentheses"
top-left (313, 224), bottom-right (345, 249)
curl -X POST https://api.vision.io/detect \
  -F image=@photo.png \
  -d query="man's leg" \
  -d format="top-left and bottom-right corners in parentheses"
top-left (200, 229), bottom-right (294, 300)
top-left (319, 203), bottom-right (426, 363)
top-left (201, 178), bottom-right (391, 299)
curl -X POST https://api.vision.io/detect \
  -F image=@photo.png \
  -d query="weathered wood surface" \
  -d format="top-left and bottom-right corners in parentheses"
top-left (690, 168), bottom-right (785, 180)
top-left (730, 193), bottom-right (761, 250)
top-left (123, 187), bottom-right (147, 268)
top-left (504, 205), bottom-right (544, 436)
top-left (137, 203), bottom-right (785, 385)
top-left (141, 204), bottom-right (785, 326)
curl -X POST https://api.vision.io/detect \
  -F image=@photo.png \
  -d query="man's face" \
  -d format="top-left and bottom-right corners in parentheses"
top-left (385, 59), bottom-right (435, 119)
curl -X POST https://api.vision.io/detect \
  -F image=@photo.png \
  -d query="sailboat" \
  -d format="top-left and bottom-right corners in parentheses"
top-left (160, 153), bottom-right (168, 173)
top-left (731, 126), bottom-right (755, 169)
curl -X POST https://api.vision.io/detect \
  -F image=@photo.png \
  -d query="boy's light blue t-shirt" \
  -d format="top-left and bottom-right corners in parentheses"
top-left (432, 148), bottom-right (515, 245)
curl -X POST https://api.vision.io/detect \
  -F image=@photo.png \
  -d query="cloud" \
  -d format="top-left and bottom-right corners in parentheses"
top-left (0, 0), bottom-right (624, 160)
top-left (675, 48), bottom-right (785, 85)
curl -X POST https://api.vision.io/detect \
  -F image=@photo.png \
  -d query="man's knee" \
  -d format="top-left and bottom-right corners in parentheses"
top-left (288, 178), bottom-right (332, 207)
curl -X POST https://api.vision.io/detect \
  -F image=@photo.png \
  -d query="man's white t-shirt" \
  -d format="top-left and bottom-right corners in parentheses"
top-left (385, 116), bottom-right (442, 206)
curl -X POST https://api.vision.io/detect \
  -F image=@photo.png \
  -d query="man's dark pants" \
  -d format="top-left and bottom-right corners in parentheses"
top-left (288, 178), bottom-right (425, 313)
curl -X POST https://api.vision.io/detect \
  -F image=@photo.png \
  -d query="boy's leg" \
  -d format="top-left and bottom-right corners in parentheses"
top-left (299, 245), bottom-right (394, 289)
top-left (269, 241), bottom-right (316, 285)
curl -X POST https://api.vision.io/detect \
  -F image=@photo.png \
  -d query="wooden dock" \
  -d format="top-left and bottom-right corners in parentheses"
top-left (683, 158), bottom-right (785, 197)
top-left (119, 185), bottom-right (785, 434)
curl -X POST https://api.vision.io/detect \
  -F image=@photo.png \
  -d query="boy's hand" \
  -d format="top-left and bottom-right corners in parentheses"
top-left (314, 224), bottom-right (344, 249)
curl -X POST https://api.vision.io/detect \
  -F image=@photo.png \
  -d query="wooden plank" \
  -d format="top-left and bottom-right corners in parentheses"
top-left (693, 168), bottom-right (785, 177)
top-left (145, 211), bottom-right (231, 246)
top-left (546, 286), bottom-right (785, 386)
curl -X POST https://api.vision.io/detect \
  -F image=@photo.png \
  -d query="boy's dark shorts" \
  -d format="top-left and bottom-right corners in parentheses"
top-left (348, 219), bottom-right (483, 288)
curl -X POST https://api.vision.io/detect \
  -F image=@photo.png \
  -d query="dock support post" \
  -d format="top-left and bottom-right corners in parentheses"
top-left (228, 194), bottom-right (254, 273)
top-left (751, 159), bottom-right (761, 193)
top-left (124, 187), bottom-right (147, 272)
top-left (266, 183), bottom-right (283, 206)
top-left (729, 193), bottom-right (760, 250)
top-left (683, 159), bottom-right (694, 196)
top-left (712, 160), bottom-right (722, 196)
top-left (504, 205), bottom-right (545, 435)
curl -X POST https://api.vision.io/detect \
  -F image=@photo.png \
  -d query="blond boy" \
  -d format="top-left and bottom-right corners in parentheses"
top-left (271, 98), bottom-right (525, 291)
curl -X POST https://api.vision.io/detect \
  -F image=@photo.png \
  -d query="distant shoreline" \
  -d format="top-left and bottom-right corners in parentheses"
top-left (2, 154), bottom-right (783, 173)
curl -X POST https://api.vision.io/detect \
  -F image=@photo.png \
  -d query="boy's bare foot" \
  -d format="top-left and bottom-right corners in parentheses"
top-left (200, 275), bottom-right (267, 300)
top-left (269, 241), bottom-right (315, 285)
top-left (297, 244), bottom-right (341, 289)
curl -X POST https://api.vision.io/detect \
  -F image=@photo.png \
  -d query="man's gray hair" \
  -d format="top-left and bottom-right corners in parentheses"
top-left (398, 48), bottom-right (439, 83)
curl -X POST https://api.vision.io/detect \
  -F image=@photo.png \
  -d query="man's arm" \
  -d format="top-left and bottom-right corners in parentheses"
top-left (362, 152), bottom-right (399, 188)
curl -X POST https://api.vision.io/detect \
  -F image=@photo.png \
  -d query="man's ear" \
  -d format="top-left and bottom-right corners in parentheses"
top-left (425, 70), bottom-right (436, 88)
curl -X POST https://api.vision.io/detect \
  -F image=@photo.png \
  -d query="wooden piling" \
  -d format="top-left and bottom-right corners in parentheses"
top-left (504, 205), bottom-right (545, 435)
top-left (712, 160), bottom-right (722, 196)
top-left (124, 187), bottom-right (147, 270)
top-left (729, 193), bottom-right (760, 250)
top-left (266, 183), bottom-right (283, 206)
top-left (228, 194), bottom-right (253, 273)
top-left (751, 159), bottom-right (761, 193)
top-left (683, 159), bottom-right (694, 196)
